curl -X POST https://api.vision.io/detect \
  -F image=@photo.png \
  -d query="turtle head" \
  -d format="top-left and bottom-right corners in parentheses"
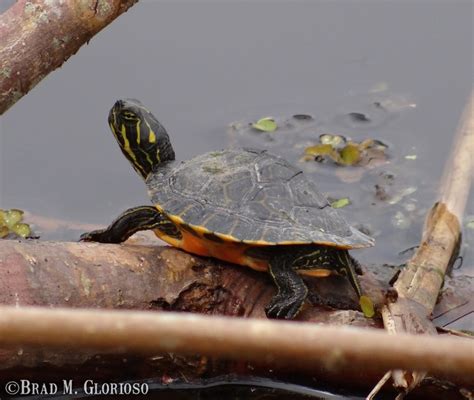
top-left (108, 99), bottom-right (175, 180)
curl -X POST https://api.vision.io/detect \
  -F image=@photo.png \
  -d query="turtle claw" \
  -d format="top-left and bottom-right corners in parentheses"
top-left (265, 293), bottom-right (305, 320)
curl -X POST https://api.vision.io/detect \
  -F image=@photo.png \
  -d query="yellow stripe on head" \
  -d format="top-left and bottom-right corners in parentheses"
top-left (136, 120), bottom-right (141, 144)
top-left (120, 124), bottom-right (147, 177)
top-left (107, 98), bottom-right (176, 180)
top-left (144, 118), bottom-right (156, 143)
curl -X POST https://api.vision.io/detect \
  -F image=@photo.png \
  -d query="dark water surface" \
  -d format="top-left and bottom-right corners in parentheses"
top-left (1, 0), bottom-right (473, 397)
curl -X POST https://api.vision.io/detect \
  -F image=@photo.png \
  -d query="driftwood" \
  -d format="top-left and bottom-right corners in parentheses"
top-left (370, 91), bottom-right (474, 398)
top-left (0, 0), bottom-right (139, 115)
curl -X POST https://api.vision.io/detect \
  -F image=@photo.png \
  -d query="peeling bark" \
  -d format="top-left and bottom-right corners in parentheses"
top-left (0, 0), bottom-right (139, 115)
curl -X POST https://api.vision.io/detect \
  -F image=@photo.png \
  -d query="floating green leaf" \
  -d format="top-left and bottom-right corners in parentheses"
top-left (340, 143), bottom-right (361, 165)
top-left (252, 117), bottom-right (277, 132)
top-left (405, 154), bottom-right (417, 160)
top-left (359, 295), bottom-right (375, 318)
top-left (466, 220), bottom-right (474, 230)
top-left (304, 143), bottom-right (334, 156)
top-left (331, 197), bottom-right (351, 209)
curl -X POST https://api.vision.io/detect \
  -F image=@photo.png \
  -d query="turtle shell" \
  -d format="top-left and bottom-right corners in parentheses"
top-left (146, 148), bottom-right (374, 248)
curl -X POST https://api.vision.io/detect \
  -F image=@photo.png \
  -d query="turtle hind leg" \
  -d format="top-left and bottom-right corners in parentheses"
top-left (266, 256), bottom-right (308, 320)
top-left (80, 205), bottom-right (175, 244)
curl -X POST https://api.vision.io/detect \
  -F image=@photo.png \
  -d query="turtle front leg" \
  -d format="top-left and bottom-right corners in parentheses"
top-left (80, 205), bottom-right (177, 243)
top-left (266, 256), bottom-right (309, 320)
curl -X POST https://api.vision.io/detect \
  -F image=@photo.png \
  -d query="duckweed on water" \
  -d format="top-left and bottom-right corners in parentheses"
top-left (0, 209), bottom-right (31, 239)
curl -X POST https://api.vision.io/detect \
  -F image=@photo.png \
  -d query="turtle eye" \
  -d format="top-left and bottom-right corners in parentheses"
top-left (121, 111), bottom-right (139, 121)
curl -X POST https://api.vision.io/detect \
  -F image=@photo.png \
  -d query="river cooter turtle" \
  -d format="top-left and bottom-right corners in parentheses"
top-left (80, 99), bottom-right (374, 319)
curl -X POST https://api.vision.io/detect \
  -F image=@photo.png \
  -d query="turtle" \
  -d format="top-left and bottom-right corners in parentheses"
top-left (80, 99), bottom-right (375, 319)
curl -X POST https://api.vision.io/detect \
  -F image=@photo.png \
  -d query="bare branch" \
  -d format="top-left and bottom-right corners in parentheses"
top-left (0, 0), bottom-right (139, 115)
top-left (0, 306), bottom-right (472, 385)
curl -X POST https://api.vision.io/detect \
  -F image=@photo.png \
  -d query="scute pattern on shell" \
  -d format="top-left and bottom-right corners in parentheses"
top-left (146, 148), bottom-right (374, 247)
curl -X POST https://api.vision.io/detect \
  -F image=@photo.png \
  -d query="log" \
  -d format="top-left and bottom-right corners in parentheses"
top-left (0, 239), bottom-right (381, 375)
top-left (0, 0), bottom-right (139, 115)
top-left (0, 239), bottom-right (383, 321)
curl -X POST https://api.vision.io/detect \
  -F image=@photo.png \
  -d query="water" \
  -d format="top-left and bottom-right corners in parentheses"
top-left (1, 0), bottom-right (473, 397)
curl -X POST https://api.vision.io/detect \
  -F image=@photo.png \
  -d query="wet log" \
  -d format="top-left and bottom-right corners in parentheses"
top-left (0, 0), bottom-right (139, 115)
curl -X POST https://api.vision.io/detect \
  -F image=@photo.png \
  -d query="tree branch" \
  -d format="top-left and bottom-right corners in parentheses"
top-left (0, 0), bottom-right (139, 115)
top-left (0, 306), bottom-right (472, 385)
